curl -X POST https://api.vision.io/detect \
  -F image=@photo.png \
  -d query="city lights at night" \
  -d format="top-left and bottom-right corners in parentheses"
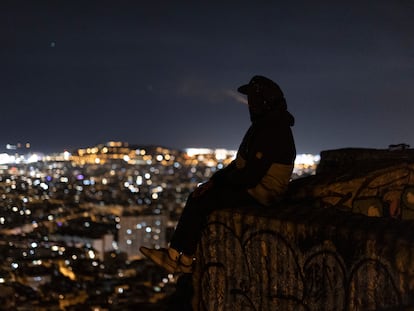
top-left (0, 141), bottom-right (319, 309)
top-left (2, 0), bottom-right (414, 309)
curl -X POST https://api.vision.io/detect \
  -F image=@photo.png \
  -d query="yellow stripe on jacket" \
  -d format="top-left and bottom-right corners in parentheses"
top-left (247, 163), bottom-right (293, 206)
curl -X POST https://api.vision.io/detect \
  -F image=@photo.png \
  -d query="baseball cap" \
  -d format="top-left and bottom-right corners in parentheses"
top-left (237, 75), bottom-right (284, 100)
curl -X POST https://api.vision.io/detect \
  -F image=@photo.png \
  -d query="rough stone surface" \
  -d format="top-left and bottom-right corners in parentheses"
top-left (192, 148), bottom-right (414, 310)
top-left (316, 147), bottom-right (414, 176)
top-left (192, 204), bottom-right (414, 311)
top-left (288, 148), bottom-right (414, 220)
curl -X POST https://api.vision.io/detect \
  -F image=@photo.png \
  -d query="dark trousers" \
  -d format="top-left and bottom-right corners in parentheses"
top-left (169, 185), bottom-right (258, 255)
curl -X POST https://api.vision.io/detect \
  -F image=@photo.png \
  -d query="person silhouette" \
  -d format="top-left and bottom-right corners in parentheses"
top-left (140, 75), bottom-right (296, 273)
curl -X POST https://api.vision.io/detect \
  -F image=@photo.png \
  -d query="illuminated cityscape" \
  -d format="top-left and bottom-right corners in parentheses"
top-left (0, 141), bottom-right (319, 310)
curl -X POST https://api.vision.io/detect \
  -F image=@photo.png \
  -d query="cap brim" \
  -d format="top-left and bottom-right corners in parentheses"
top-left (237, 84), bottom-right (249, 94)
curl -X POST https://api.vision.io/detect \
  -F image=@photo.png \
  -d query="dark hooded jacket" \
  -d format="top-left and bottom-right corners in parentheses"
top-left (212, 104), bottom-right (296, 206)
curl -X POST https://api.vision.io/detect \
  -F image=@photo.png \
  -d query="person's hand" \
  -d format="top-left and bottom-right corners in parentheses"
top-left (192, 180), bottom-right (213, 198)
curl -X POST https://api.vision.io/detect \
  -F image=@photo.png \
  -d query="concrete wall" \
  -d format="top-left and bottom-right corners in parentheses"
top-left (289, 163), bottom-right (414, 221)
top-left (192, 204), bottom-right (414, 311)
top-left (290, 148), bottom-right (414, 221)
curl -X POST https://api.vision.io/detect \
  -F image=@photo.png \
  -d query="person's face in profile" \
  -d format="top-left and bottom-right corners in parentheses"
top-left (247, 90), bottom-right (266, 118)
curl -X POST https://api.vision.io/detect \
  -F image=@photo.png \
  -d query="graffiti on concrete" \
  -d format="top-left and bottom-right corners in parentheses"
top-left (295, 164), bottom-right (414, 220)
top-left (195, 219), bottom-right (403, 311)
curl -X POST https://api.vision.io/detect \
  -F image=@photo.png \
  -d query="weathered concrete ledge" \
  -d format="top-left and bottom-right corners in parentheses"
top-left (288, 150), bottom-right (414, 221)
top-left (192, 203), bottom-right (414, 310)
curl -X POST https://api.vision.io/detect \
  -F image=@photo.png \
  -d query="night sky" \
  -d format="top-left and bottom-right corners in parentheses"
top-left (2, 1), bottom-right (414, 155)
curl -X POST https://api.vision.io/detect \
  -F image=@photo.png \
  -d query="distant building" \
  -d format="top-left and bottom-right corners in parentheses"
top-left (16, 265), bottom-right (52, 291)
top-left (52, 232), bottom-right (115, 261)
top-left (292, 153), bottom-right (320, 179)
top-left (118, 214), bottom-right (168, 259)
top-left (70, 141), bottom-right (181, 165)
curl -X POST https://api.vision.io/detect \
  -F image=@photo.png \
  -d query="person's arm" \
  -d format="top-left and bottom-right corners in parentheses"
top-left (224, 121), bottom-right (294, 188)
top-left (192, 160), bottom-right (238, 198)
top-left (225, 151), bottom-right (272, 188)
top-left (223, 124), bottom-right (274, 188)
